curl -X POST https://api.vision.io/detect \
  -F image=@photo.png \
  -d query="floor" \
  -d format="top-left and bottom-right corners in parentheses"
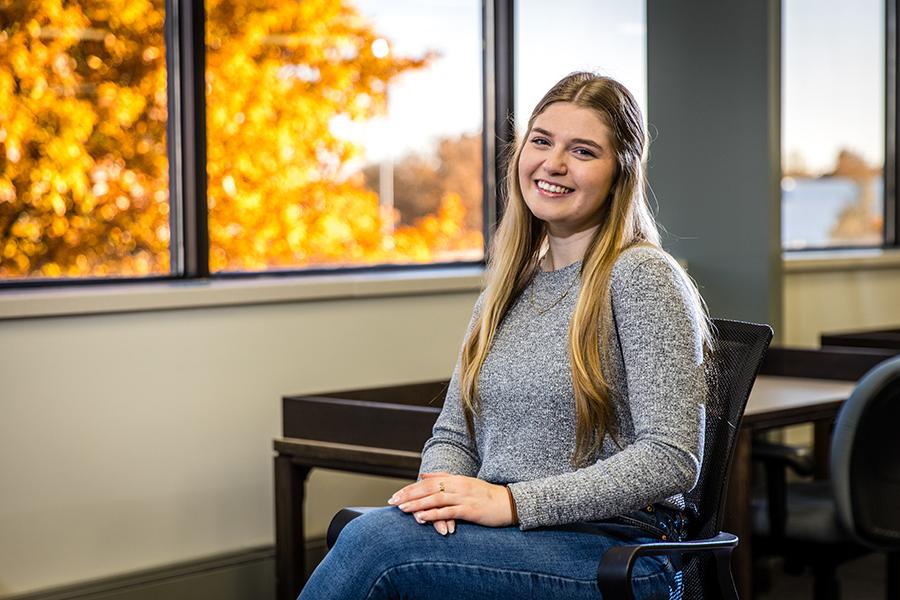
top-left (757, 553), bottom-right (886, 599)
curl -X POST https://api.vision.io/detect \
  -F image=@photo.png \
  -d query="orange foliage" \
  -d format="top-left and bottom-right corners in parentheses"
top-left (0, 0), bottom-right (170, 278)
top-left (0, 0), bottom-right (483, 279)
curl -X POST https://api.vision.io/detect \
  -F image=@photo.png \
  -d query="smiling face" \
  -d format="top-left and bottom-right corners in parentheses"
top-left (517, 101), bottom-right (619, 238)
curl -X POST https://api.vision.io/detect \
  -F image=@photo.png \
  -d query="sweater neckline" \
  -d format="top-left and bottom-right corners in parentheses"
top-left (535, 259), bottom-right (582, 281)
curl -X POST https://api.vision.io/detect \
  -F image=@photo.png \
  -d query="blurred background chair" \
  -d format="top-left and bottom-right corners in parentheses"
top-left (327, 319), bottom-right (773, 600)
top-left (752, 354), bottom-right (900, 600)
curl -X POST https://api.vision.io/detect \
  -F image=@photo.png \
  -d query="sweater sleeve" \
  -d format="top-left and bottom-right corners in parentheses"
top-left (418, 294), bottom-right (484, 478)
top-left (507, 251), bottom-right (706, 529)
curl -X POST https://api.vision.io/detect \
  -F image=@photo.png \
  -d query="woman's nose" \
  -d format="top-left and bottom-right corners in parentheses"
top-left (543, 149), bottom-right (568, 175)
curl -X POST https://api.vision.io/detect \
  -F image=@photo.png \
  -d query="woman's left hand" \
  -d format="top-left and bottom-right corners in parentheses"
top-left (388, 472), bottom-right (515, 529)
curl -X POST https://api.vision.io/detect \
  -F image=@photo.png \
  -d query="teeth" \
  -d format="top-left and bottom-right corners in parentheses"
top-left (536, 180), bottom-right (572, 194)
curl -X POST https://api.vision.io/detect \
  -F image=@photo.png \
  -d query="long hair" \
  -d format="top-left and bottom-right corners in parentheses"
top-left (459, 72), bottom-right (712, 466)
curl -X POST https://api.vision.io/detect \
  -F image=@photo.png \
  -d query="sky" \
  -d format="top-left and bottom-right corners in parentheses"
top-left (343, 0), bottom-right (645, 163)
top-left (514, 0), bottom-right (646, 130)
top-left (782, 0), bottom-right (884, 173)
top-left (335, 0), bottom-right (483, 163)
top-left (341, 0), bottom-right (884, 175)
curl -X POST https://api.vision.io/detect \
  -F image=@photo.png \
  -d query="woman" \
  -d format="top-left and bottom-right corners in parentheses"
top-left (299, 72), bottom-right (712, 600)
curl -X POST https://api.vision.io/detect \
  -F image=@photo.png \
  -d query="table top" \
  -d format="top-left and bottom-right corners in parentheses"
top-left (743, 375), bottom-right (855, 427)
top-left (276, 375), bottom-right (859, 458)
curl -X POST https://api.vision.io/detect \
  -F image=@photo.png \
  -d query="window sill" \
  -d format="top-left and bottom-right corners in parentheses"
top-left (783, 248), bottom-right (900, 273)
top-left (0, 266), bottom-right (485, 321)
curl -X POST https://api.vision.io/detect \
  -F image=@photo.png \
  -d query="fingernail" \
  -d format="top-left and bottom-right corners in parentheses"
top-left (399, 503), bottom-right (409, 511)
top-left (448, 522), bottom-right (456, 534)
top-left (437, 522), bottom-right (448, 536)
top-left (388, 495), bottom-right (398, 505)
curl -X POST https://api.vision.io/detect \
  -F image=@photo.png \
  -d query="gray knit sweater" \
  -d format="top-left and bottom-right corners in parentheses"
top-left (419, 246), bottom-right (707, 530)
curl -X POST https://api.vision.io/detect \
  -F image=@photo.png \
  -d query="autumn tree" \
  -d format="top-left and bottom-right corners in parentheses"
top-left (828, 148), bottom-right (883, 245)
top-left (1, 0), bottom-right (170, 277)
top-left (0, 0), bottom-right (483, 279)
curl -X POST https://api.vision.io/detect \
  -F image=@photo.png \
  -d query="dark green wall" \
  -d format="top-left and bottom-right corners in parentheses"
top-left (647, 0), bottom-right (783, 333)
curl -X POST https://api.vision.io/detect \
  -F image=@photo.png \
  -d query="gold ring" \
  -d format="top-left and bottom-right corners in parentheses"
top-left (438, 481), bottom-right (445, 493)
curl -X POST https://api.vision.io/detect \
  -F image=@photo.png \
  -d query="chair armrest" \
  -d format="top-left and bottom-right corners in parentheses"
top-left (752, 441), bottom-right (815, 538)
top-left (752, 440), bottom-right (815, 476)
top-left (596, 531), bottom-right (739, 600)
top-left (326, 507), bottom-right (374, 549)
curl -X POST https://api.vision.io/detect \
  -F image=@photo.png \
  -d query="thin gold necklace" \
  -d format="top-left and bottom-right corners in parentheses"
top-left (528, 254), bottom-right (579, 316)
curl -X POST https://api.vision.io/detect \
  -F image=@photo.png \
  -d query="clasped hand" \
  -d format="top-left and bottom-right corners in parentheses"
top-left (388, 472), bottom-right (514, 536)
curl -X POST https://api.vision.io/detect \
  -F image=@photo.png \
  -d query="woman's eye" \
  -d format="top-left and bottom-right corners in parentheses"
top-left (529, 137), bottom-right (549, 146)
top-left (573, 147), bottom-right (596, 158)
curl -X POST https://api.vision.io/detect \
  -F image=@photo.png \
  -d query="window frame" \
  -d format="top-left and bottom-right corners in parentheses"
top-left (782, 0), bottom-right (898, 254)
top-left (887, 0), bottom-right (898, 246)
top-left (0, 0), bottom-right (514, 289)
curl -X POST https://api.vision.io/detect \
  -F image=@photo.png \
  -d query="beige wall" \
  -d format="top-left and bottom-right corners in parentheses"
top-left (779, 260), bottom-right (900, 447)
top-left (782, 261), bottom-right (900, 346)
top-left (0, 289), bottom-right (478, 596)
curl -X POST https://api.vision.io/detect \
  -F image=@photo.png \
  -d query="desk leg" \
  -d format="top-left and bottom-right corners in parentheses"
top-left (813, 420), bottom-right (831, 480)
top-left (887, 551), bottom-right (899, 600)
top-left (275, 455), bottom-right (311, 600)
top-left (725, 428), bottom-right (753, 600)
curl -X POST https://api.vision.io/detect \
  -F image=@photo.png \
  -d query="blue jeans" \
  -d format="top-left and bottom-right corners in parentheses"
top-left (298, 505), bottom-right (684, 600)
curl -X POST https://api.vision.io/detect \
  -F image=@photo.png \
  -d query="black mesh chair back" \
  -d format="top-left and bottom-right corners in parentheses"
top-left (688, 319), bottom-right (773, 537)
top-left (831, 354), bottom-right (900, 550)
top-left (681, 318), bottom-right (773, 599)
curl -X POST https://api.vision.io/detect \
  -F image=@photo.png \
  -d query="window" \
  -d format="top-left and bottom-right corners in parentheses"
top-left (514, 1), bottom-right (646, 130)
top-left (205, 0), bottom-right (484, 273)
top-left (0, 0), bottom-right (170, 280)
top-left (1, 0), bottom-right (485, 284)
top-left (781, 0), bottom-right (886, 250)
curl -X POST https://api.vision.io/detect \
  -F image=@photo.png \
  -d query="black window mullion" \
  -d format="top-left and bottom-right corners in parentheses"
top-left (888, 0), bottom-right (898, 247)
top-left (164, 0), bottom-right (182, 276)
top-left (166, 0), bottom-right (209, 279)
top-left (483, 0), bottom-right (515, 251)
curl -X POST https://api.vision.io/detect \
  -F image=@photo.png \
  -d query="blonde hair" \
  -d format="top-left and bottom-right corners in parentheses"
top-left (460, 72), bottom-right (711, 465)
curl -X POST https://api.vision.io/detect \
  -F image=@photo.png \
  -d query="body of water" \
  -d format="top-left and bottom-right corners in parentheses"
top-left (782, 176), bottom-right (883, 249)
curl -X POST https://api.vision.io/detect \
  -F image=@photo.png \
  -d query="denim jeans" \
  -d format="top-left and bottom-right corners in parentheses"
top-left (298, 505), bottom-right (685, 600)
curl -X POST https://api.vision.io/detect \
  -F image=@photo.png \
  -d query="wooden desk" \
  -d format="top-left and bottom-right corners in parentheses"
top-left (274, 376), bottom-right (855, 600)
top-left (725, 376), bottom-right (855, 600)
top-left (821, 327), bottom-right (900, 351)
top-left (274, 440), bottom-right (421, 600)
top-left (275, 383), bottom-right (443, 600)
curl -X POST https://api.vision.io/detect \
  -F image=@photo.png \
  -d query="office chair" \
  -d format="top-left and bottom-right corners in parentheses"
top-left (327, 319), bottom-right (774, 600)
top-left (752, 354), bottom-right (900, 600)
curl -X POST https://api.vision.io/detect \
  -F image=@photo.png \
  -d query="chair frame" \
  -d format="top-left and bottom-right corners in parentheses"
top-left (596, 532), bottom-right (740, 598)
